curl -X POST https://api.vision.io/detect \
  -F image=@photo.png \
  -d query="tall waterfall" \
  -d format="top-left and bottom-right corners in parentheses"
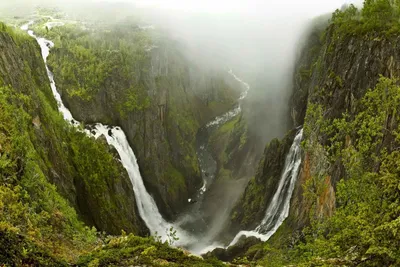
top-left (22, 21), bottom-right (195, 247)
top-left (228, 129), bottom-right (303, 247)
top-left (22, 19), bottom-right (302, 253)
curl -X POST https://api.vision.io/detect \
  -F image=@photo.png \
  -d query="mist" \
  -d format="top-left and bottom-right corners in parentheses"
top-left (132, 0), bottom-right (361, 142)
top-left (0, 0), bottom-right (362, 142)
top-left (0, 0), bottom-right (364, 252)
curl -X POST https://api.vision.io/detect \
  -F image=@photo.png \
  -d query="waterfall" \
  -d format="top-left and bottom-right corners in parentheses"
top-left (227, 129), bottom-right (303, 247)
top-left (21, 21), bottom-right (195, 247)
top-left (21, 19), bottom-right (302, 253)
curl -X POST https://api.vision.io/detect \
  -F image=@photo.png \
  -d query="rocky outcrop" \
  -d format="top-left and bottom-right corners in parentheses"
top-left (209, 114), bottom-right (262, 180)
top-left (288, 21), bottom-right (400, 228)
top-left (216, 12), bottom-right (400, 257)
top-left (204, 236), bottom-right (262, 263)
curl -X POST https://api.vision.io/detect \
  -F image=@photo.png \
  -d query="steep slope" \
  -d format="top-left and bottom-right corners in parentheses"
top-left (200, 2), bottom-right (400, 266)
top-left (228, 129), bottom-right (296, 233)
top-left (0, 20), bottom-right (147, 257)
top-left (289, 2), bottom-right (400, 232)
top-left (37, 22), bottom-right (241, 219)
top-left (0, 21), bottom-right (231, 266)
top-left (225, 2), bottom-right (400, 266)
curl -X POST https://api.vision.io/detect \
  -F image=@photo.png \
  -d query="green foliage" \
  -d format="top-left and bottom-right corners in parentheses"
top-left (166, 227), bottom-right (179, 246)
top-left (117, 85), bottom-right (150, 118)
top-left (303, 102), bottom-right (326, 147)
top-left (165, 165), bottom-right (187, 199)
top-left (77, 234), bottom-right (224, 267)
top-left (0, 22), bottom-right (227, 266)
top-left (261, 77), bottom-right (400, 266)
top-left (0, 226), bottom-right (68, 266)
top-left (231, 177), bottom-right (264, 225)
top-left (46, 23), bottom-right (152, 102)
top-left (0, 21), bottom-right (32, 45)
top-left (0, 86), bottom-right (98, 262)
top-left (330, 1), bottom-right (400, 37)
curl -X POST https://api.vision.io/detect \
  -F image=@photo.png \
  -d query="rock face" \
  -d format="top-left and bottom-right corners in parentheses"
top-left (204, 236), bottom-right (262, 263)
top-left (220, 13), bottom-right (400, 257)
top-left (227, 130), bottom-right (296, 234)
top-left (0, 25), bottom-right (147, 235)
top-left (288, 22), bottom-right (400, 228)
top-left (48, 30), bottom-right (241, 219)
top-left (196, 114), bottom-right (264, 242)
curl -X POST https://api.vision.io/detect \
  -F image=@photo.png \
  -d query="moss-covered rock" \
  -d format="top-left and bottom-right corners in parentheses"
top-left (288, 5), bottom-right (400, 233)
top-left (204, 236), bottom-right (262, 263)
top-left (77, 234), bottom-right (226, 267)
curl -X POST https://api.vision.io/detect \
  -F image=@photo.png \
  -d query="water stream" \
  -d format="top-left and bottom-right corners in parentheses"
top-left (22, 19), bottom-right (302, 254)
top-left (22, 21), bottom-right (195, 247)
top-left (228, 129), bottom-right (303, 247)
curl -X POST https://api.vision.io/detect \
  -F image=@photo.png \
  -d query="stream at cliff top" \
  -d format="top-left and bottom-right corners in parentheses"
top-left (22, 19), bottom-right (303, 255)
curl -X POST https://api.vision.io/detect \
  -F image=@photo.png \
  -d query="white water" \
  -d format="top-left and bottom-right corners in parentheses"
top-left (228, 129), bottom-right (303, 247)
top-left (21, 21), bottom-right (195, 247)
top-left (196, 69), bottom-right (251, 196)
top-left (21, 19), bottom-right (302, 254)
top-left (206, 69), bottom-right (250, 128)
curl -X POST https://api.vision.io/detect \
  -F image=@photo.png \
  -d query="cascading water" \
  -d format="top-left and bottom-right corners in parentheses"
top-left (21, 21), bottom-right (195, 247)
top-left (21, 18), bottom-right (302, 254)
top-left (227, 129), bottom-right (303, 247)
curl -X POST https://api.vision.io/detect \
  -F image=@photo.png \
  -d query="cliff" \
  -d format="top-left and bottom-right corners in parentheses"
top-left (43, 22), bottom-right (241, 219)
top-left (0, 20), bottom-right (231, 266)
top-left (221, 3), bottom-right (400, 265)
top-left (0, 21), bottom-right (147, 256)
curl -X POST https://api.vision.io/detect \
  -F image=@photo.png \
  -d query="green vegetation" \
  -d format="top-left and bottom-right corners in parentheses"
top-left (231, 177), bottom-right (264, 226)
top-left (0, 22), bottom-right (31, 45)
top-left (165, 165), bottom-right (187, 200)
top-left (230, 130), bottom-right (295, 230)
top-left (210, 116), bottom-right (241, 167)
top-left (78, 233), bottom-right (226, 267)
top-left (35, 15), bottom-right (241, 217)
top-left (254, 77), bottom-right (400, 266)
top-left (330, 0), bottom-right (400, 37)
top-left (0, 19), bottom-right (229, 266)
top-left (0, 85), bottom-right (98, 262)
top-left (40, 22), bottom-right (152, 104)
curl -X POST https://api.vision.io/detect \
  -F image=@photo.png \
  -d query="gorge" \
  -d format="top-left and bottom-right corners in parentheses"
top-left (24, 18), bottom-right (300, 253)
top-left (1, 1), bottom-right (400, 266)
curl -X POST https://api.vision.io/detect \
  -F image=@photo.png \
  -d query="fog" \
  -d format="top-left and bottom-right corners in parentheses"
top-left (0, 0), bottom-right (364, 250)
top-left (132, 0), bottom-right (362, 141)
top-left (0, 0), bottom-right (362, 142)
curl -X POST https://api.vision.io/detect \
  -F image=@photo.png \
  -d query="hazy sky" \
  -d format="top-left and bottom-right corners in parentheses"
top-left (0, 0), bottom-right (364, 142)
top-left (0, 0), bottom-right (364, 19)
top-left (132, 0), bottom-right (363, 15)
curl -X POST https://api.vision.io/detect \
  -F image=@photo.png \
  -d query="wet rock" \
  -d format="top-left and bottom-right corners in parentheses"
top-left (203, 236), bottom-right (262, 262)
top-left (98, 134), bottom-right (108, 145)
